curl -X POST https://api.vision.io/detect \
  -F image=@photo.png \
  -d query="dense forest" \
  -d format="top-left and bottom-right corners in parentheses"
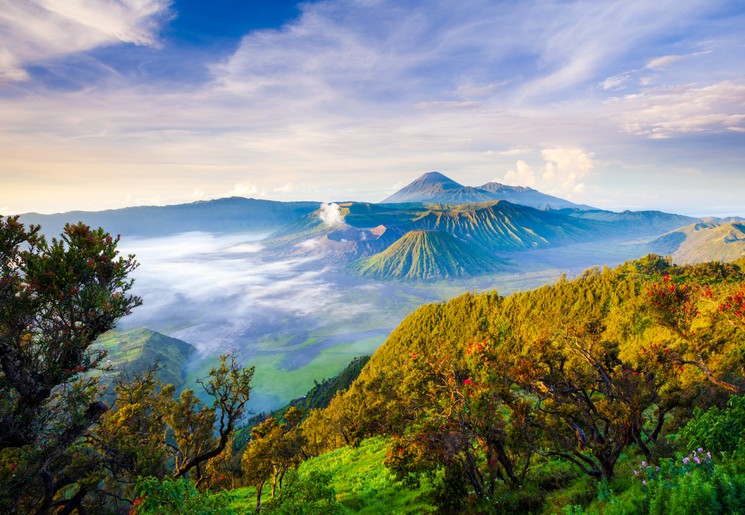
top-left (2, 216), bottom-right (745, 513)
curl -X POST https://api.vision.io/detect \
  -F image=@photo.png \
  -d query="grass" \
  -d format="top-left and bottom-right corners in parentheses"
top-left (228, 437), bottom-right (436, 513)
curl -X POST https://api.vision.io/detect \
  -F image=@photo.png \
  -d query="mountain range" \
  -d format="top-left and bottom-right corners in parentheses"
top-left (381, 171), bottom-right (592, 210)
top-left (267, 197), bottom-right (698, 280)
top-left (15, 171), bottom-right (740, 281)
top-left (20, 197), bottom-right (319, 237)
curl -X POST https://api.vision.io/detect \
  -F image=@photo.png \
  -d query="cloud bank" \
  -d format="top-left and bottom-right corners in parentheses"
top-left (500, 146), bottom-right (594, 198)
top-left (119, 232), bottom-right (372, 351)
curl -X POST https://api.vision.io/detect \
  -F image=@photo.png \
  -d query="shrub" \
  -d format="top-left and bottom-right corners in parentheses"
top-left (262, 469), bottom-right (343, 514)
top-left (131, 477), bottom-right (232, 515)
top-left (679, 396), bottom-right (745, 454)
top-left (632, 450), bottom-right (745, 515)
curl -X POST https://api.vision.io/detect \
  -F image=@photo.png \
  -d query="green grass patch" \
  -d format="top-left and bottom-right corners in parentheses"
top-left (228, 438), bottom-right (435, 514)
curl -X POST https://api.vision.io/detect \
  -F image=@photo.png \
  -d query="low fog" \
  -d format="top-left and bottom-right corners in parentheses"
top-left (119, 232), bottom-right (377, 352)
top-left (115, 231), bottom-right (446, 410)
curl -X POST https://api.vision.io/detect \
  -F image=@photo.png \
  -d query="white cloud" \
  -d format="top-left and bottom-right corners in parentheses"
top-left (501, 160), bottom-right (536, 187)
top-left (0, 0), bottom-right (171, 83)
top-left (318, 202), bottom-right (344, 226)
top-left (611, 81), bottom-right (745, 138)
top-left (273, 183), bottom-right (294, 193)
top-left (498, 146), bottom-right (595, 198)
top-left (646, 55), bottom-right (684, 69)
top-left (499, 146), bottom-right (532, 156)
top-left (601, 73), bottom-right (631, 91)
top-left (540, 146), bottom-right (594, 192)
top-left (229, 181), bottom-right (266, 198)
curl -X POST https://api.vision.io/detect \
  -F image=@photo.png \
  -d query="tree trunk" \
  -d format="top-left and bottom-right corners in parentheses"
top-left (255, 482), bottom-right (264, 513)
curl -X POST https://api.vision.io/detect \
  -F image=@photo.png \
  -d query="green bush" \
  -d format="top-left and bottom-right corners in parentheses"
top-left (632, 450), bottom-right (745, 515)
top-left (132, 477), bottom-right (232, 514)
top-left (263, 469), bottom-right (344, 514)
top-left (679, 396), bottom-right (745, 454)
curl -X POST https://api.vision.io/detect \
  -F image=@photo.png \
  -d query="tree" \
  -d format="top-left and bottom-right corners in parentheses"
top-left (0, 216), bottom-right (140, 512)
top-left (385, 338), bottom-right (535, 509)
top-left (82, 354), bottom-right (254, 511)
top-left (521, 322), bottom-right (660, 481)
top-left (242, 407), bottom-right (307, 512)
top-left (645, 275), bottom-right (745, 394)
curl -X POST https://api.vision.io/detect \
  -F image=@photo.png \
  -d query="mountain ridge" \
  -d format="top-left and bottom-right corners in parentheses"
top-left (650, 221), bottom-right (745, 264)
top-left (381, 171), bottom-right (591, 209)
top-left (349, 230), bottom-right (508, 281)
top-left (20, 197), bottom-right (320, 237)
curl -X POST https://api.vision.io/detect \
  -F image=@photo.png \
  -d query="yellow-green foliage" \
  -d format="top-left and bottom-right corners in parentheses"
top-left (305, 256), bottom-right (745, 461)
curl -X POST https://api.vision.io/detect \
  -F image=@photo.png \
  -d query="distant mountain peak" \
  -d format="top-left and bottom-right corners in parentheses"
top-left (382, 172), bottom-right (591, 210)
top-left (413, 171), bottom-right (462, 187)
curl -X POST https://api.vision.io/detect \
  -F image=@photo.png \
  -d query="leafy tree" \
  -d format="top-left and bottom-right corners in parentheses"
top-left (90, 355), bottom-right (254, 508)
top-left (0, 216), bottom-right (140, 513)
top-left (645, 275), bottom-right (745, 394)
top-left (242, 407), bottom-right (306, 512)
top-left (385, 337), bottom-right (535, 507)
top-left (679, 395), bottom-right (745, 454)
top-left (12, 353), bottom-right (256, 513)
top-left (130, 476), bottom-right (232, 515)
top-left (512, 322), bottom-right (660, 480)
top-left (262, 469), bottom-right (343, 514)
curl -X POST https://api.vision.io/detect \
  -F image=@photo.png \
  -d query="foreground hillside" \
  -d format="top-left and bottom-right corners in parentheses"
top-left (292, 255), bottom-right (745, 513)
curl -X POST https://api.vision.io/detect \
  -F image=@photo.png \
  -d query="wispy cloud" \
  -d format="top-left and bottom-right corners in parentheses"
top-left (0, 0), bottom-right (171, 83)
top-left (611, 81), bottom-right (745, 138)
top-left (646, 55), bottom-right (685, 69)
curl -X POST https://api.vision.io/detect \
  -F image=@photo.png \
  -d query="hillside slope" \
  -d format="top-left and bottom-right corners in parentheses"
top-left (564, 208), bottom-right (697, 235)
top-left (650, 221), bottom-right (745, 264)
top-left (349, 230), bottom-right (507, 280)
top-left (408, 201), bottom-right (608, 250)
top-left (93, 328), bottom-right (195, 390)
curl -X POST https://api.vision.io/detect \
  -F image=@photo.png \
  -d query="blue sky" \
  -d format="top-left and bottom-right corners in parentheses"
top-left (1, 0), bottom-right (744, 216)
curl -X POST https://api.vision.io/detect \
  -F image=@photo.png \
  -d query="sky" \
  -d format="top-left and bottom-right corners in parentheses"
top-left (1, 0), bottom-right (744, 216)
